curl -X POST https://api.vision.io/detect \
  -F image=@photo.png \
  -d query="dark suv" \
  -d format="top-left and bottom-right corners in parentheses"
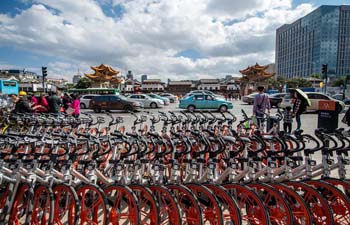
top-left (89, 95), bottom-right (143, 112)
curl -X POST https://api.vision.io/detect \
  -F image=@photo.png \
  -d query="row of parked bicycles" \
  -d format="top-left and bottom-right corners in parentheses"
top-left (0, 110), bottom-right (349, 225)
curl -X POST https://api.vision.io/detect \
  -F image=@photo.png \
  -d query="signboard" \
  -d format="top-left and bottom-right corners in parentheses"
top-left (318, 100), bottom-right (335, 111)
top-left (317, 100), bottom-right (338, 132)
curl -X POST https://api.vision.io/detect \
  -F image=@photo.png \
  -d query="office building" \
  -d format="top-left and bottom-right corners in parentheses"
top-left (276, 5), bottom-right (350, 78)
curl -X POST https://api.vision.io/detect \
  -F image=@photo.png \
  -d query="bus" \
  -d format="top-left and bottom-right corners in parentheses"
top-left (67, 88), bottom-right (118, 96)
top-left (0, 80), bottom-right (19, 95)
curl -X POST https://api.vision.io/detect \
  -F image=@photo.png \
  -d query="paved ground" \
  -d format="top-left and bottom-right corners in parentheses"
top-left (81, 99), bottom-right (348, 135)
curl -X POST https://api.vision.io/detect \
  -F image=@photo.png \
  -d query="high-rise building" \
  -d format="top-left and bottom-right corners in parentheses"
top-left (72, 74), bottom-right (82, 84)
top-left (141, 74), bottom-right (148, 83)
top-left (276, 5), bottom-right (350, 79)
top-left (126, 70), bottom-right (133, 80)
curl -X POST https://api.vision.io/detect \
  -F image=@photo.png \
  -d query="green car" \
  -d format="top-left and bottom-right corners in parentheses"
top-left (146, 93), bottom-right (170, 105)
top-left (179, 94), bottom-right (233, 112)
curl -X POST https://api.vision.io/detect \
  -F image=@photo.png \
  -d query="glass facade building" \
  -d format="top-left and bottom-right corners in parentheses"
top-left (276, 5), bottom-right (350, 78)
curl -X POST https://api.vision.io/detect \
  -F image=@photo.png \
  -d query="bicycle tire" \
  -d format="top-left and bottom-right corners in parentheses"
top-left (205, 184), bottom-right (242, 225)
top-left (271, 183), bottom-right (313, 225)
top-left (76, 184), bottom-right (108, 225)
top-left (129, 184), bottom-right (160, 225)
top-left (186, 183), bottom-right (223, 225)
top-left (284, 181), bottom-right (334, 225)
top-left (9, 183), bottom-right (30, 225)
top-left (104, 184), bottom-right (140, 225)
top-left (149, 185), bottom-right (182, 225)
top-left (248, 182), bottom-right (293, 225)
top-left (305, 180), bottom-right (350, 225)
top-left (31, 185), bottom-right (53, 225)
top-left (53, 183), bottom-right (80, 225)
top-left (167, 184), bottom-right (203, 225)
top-left (223, 183), bottom-right (269, 225)
top-left (323, 178), bottom-right (350, 198)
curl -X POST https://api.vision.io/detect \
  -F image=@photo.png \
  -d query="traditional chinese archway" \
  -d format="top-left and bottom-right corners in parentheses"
top-left (84, 64), bottom-right (122, 88)
top-left (239, 63), bottom-right (275, 95)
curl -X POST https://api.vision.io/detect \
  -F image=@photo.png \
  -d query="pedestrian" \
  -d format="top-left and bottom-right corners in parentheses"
top-left (47, 91), bottom-right (62, 115)
top-left (40, 93), bottom-right (49, 109)
top-left (292, 91), bottom-right (307, 130)
top-left (13, 92), bottom-right (32, 113)
top-left (62, 93), bottom-right (72, 111)
top-left (283, 106), bottom-right (293, 133)
top-left (253, 86), bottom-right (271, 129)
top-left (69, 94), bottom-right (80, 118)
top-left (31, 95), bottom-right (38, 106)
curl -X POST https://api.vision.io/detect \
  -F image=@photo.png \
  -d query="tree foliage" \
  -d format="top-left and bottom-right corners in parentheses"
top-left (266, 76), bottom-right (311, 89)
top-left (332, 76), bottom-right (346, 87)
top-left (75, 77), bottom-right (92, 89)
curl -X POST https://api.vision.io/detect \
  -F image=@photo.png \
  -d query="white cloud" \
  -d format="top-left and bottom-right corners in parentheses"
top-left (0, 0), bottom-right (315, 81)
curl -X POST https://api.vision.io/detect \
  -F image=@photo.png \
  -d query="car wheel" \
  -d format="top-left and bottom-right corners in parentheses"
top-left (80, 103), bottom-right (86, 109)
top-left (124, 105), bottom-right (133, 112)
top-left (150, 102), bottom-right (157, 108)
top-left (93, 107), bottom-right (101, 113)
top-left (187, 105), bottom-right (195, 112)
top-left (219, 105), bottom-right (228, 112)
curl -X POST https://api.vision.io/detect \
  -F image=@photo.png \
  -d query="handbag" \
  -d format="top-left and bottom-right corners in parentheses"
top-left (66, 106), bottom-right (74, 115)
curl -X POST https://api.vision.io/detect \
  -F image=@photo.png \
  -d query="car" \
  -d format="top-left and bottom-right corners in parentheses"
top-left (89, 95), bottom-right (143, 113)
top-left (80, 94), bottom-right (100, 109)
top-left (183, 90), bottom-right (224, 99)
top-left (146, 93), bottom-right (170, 105)
top-left (179, 94), bottom-right (233, 112)
top-left (242, 93), bottom-right (259, 105)
top-left (281, 92), bottom-right (345, 113)
top-left (128, 94), bottom-right (164, 108)
top-left (159, 93), bottom-right (178, 103)
top-left (268, 93), bottom-right (287, 108)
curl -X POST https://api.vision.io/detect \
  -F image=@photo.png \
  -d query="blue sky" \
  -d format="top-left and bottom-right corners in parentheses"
top-left (0, 0), bottom-right (349, 81)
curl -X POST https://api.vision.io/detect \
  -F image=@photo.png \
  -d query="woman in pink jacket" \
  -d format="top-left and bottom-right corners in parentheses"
top-left (69, 94), bottom-right (80, 118)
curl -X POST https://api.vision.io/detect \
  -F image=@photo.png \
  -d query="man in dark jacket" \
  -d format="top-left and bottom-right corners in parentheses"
top-left (13, 95), bottom-right (32, 113)
top-left (47, 91), bottom-right (62, 114)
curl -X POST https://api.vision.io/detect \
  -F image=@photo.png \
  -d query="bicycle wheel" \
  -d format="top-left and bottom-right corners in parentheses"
top-left (305, 180), bottom-right (350, 225)
top-left (9, 183), bottom-right (30, 225)
top-left (149, 185), bottom-right (182, 225)
top-left (205, 184), bottom-right (242, 225)
top-left (76, 184), bottom-right (108, 225)
top-left (323, 178), bottom-right (350, 198)
top-left (271, 183), bottom-right (313, 225)
top-left (53, 184), bottom-right (80, 225)
top-left (104, 184), bottom-right (140, 225)
top-left (0, 182), bottom-right (10, 219)
top-left (248, 183), bottom-right (293, 225)
top-left (284, 181), bottom-right (334, 225)
top-left (186, 183), bottom-right (223, 225)
top-left (31, 185), bottom-right (53, 225)
top-left (223, 183), bottom-right (269, 225)
top-left (129, 184), bottom-right (160, 225)
top-left (167, 184), bottom-right (202, 225)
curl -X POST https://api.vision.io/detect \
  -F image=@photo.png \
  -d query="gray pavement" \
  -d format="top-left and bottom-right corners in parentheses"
top-left (81, 99), bottom-right (348, 135)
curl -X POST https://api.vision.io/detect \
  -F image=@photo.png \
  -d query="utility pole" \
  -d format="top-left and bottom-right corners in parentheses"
top-left (322, 64), bottom-right (328, 94)
top-left (42, 67), bottom-right (47, 93)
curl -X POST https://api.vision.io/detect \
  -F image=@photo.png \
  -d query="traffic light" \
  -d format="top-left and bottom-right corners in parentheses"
top-left (42, 67), bottom-right (47, 77)
top-left (321, 64), bottom-right (328, 75)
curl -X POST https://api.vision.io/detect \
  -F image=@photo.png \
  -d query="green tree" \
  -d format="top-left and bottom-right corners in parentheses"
top-left (332, 76), bottom-right (346, 87)
top-left (75, 77), bottom-right (92, 89)
top-left (310, 74), bottom-right (322, 79)
top-left (285, 78), bottom-right (311, 88)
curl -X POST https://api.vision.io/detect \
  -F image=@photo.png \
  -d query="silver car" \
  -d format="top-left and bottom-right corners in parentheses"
top-left (80, 94), bottom-right (100, 109)
top-left (159, 93), bottom-right (178, 103)
top-left (128, 94), bottom-right (164, 108)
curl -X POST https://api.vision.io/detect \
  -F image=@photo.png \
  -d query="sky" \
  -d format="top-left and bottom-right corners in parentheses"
top-left (0, 0), bottom-right (349, 82)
